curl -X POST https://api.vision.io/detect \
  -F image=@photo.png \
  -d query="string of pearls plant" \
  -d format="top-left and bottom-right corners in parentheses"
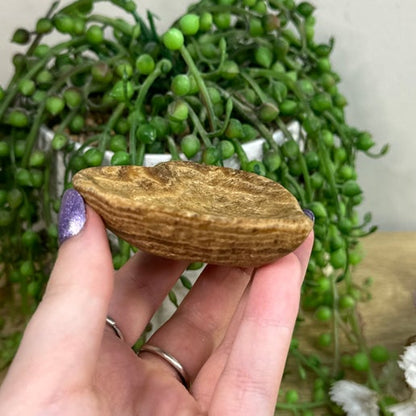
top-left (0, 0), bottom-right (395, 414)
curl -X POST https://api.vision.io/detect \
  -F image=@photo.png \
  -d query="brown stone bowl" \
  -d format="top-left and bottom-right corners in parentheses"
top-left (73, 161), bottom-right (313, 267)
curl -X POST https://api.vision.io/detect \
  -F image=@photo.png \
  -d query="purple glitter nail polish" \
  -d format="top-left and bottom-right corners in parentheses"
top-left (303, 208), bottom-right (315, 223)
top-left (58, 189), bottom-right (86, 245)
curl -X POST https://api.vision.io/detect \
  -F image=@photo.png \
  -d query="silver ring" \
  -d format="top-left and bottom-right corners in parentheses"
top-left (139, 344), bottom-right (190, 388)
top-left (106, 316), bottom-right (124, 341)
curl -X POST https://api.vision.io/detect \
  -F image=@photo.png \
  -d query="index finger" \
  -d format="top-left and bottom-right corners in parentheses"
top-left (210, 232), bottom-right (314, 415)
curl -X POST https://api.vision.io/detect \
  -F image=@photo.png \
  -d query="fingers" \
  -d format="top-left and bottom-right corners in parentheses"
top-left (107, 252), bottom-right (189, 345)
top-left (139, 265), bottom-right (253, 384)
top-left (5, 203), bottom-right (114, 387)
top-left (293, 231), bottom-right (315, 276)
top-left (209, 232), bottom-right (314, 415)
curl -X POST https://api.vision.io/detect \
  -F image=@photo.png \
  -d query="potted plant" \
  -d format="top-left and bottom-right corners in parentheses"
top-left (0, 0), bottom-right (392, 413)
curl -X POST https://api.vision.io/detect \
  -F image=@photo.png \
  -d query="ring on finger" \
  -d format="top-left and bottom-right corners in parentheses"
top-left (106, 316), bottom-right (125, 341)
top-left (138, 344), bottom-right (190, 388)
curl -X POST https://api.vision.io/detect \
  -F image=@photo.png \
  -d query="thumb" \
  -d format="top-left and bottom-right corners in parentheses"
top-left (10, 189), bottom-right (114, 381)
top-left (46, 188), bottom-right (114, 346)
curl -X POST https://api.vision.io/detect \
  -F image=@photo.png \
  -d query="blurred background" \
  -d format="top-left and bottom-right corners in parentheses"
top-left (0, 0), bottom-right (415, 231)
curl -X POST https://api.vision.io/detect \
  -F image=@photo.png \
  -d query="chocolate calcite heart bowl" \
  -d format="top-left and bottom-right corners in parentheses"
top-left (73, 161), bottom-right (313, 267)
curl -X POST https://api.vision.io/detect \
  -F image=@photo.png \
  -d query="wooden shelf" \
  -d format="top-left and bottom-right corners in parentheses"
top-left (352, 231), bottom-right (416, 351)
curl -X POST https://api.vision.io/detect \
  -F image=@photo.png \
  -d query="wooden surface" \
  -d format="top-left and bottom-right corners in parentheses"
top-left (351, 231), bottom-right (416, 351)
top-left (1, 232), bottom-right (416, 392)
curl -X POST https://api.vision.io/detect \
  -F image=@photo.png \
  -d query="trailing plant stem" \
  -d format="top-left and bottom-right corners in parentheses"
top-left (180, 45), bottom-right (217, 131)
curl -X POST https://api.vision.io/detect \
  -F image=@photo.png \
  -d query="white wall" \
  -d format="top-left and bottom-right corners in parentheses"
top-left (312, 0), bottom-right (416, 231)
top-left (1, 0), bottom-right (415, 230)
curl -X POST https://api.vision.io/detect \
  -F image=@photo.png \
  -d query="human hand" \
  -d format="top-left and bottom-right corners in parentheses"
top-left (0, 189), bottom-right (313, 415)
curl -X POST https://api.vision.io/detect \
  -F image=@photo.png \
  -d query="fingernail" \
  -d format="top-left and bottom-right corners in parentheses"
top-left (58, 189), bottom-right (86, 245)
top-left (303, 208), bottom-right (315, 223)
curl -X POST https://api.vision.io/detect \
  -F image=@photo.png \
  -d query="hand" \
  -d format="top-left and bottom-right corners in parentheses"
top-left (0, 190), bottom-right (313, 415)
